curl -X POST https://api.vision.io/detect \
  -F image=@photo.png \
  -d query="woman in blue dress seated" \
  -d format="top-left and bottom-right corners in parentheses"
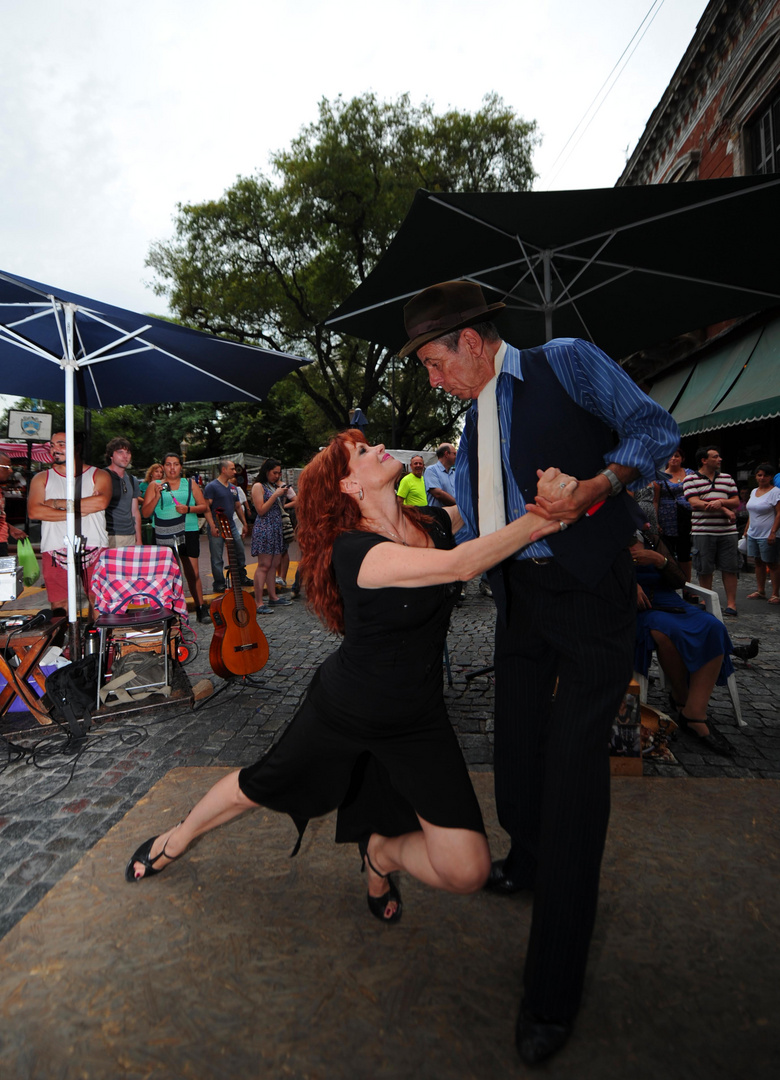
top-left (630, 525), bottom-right (734, 757)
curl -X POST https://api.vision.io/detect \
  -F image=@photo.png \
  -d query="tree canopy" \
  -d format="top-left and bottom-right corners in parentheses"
top-left (147, 92), bottom-right (538, 452)
top-left (0, 392), bottom-right (313, 477)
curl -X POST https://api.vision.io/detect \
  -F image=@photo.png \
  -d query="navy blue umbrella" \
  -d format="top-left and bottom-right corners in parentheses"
top-left (0, 269), bottom-right (312, 625)
top-left (0, 270), bottom-right (310, 407)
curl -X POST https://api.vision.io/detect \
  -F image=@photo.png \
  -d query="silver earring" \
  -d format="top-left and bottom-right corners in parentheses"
top-left (358, 488), bottom-right (364, 500)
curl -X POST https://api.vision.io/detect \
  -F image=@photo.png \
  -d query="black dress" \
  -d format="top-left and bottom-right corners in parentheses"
top-left (237, 508), bottom-right (485, 847)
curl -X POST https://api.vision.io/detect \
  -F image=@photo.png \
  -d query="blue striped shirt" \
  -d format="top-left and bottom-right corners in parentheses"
top-left (454, 338), bottom-right (680, 559)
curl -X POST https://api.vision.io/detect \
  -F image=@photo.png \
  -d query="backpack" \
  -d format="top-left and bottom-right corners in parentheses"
top-left (44, 655), bottom-right (100, 739)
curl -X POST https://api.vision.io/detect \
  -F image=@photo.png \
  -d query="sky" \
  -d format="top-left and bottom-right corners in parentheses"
top-left (0, 0), bottom-right (709, 359)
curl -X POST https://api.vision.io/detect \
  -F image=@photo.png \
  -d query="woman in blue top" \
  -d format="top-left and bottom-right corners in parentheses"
top-left (141, 452), bottom-right (209, 622)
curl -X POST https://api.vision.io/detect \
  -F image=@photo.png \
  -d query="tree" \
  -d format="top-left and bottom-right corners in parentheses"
top-left (0, 392), bottom-right (314, 472)
top-left (147, 92), bottom-right (538, 449)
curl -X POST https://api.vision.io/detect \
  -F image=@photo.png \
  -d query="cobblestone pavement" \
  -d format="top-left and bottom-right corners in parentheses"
top-left (1, 554), bottom-right (778, 941)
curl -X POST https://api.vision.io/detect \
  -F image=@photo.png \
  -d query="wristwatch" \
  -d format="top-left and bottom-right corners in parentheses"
top-left (599, 468), bottom-right (624, 496)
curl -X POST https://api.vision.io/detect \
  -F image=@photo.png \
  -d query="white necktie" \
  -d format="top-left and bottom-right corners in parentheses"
top-left (477, 342), bottom-right (507, 536)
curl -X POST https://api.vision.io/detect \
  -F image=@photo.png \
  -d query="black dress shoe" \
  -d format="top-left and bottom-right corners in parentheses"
top-left (483, 859), bottom-right (533, 896)
top-left (515, 1003), bottom-right (572, 1065)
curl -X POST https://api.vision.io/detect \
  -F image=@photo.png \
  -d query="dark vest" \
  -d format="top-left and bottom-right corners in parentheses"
top-left (466, 348), bottom-right (641, 619)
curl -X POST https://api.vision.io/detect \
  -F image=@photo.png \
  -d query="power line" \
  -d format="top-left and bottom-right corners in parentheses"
top-left (539, 0), bottom-right (667, 189)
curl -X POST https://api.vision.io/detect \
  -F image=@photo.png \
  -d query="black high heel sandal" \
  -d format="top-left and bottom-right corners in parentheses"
top-left (358, 837), bottom-right (402, 924)
top-left (125, 824), bottom-right (183, 883)
top-left (676, 713), bottom-right (734, 757)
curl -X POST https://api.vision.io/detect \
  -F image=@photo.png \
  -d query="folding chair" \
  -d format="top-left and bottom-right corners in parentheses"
top-left (90, 546), bottom-right (189, 709)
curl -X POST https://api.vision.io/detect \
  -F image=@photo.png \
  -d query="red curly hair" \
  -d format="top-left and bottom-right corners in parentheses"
top-left (297, 430), bottom-right (428, 634)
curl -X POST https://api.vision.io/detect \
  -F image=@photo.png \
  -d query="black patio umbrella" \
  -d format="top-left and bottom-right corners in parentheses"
top-left (326, 175), bottom-right (780, 360)
top-left (0, 269), bottom-right (312, 625)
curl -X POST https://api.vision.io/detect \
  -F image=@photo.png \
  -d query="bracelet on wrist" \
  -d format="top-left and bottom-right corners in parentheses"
top-left (599, 467), bottom-right (624, 497)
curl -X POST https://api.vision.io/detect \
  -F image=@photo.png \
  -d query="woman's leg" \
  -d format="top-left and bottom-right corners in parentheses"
top-left (750, 557), bottom-right (767, 598)
top-left (279, 549), bottom-right (290, 586)
top-left (254, 554), bottom-right (274, 606)
top-left (365, 817), bottom-right (491, 899)
top-left (683, 654), bottom-right (724, 720)
top-left (767, 560), bottom-right (780, 600)
top-left (174, 546), bottom-right (201, 606)
top-left (187, 554), bottom-right (204, 607)
top-left (651, 629), bottom-right (722, 737)
top-left (129, 770), bottom-right (257, 880)
top-left (265, 554), bottom-right (282, 601)
top-left (650, 630), bottom-right (688, 706)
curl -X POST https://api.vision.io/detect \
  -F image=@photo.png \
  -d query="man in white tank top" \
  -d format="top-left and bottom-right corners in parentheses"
top-left (27, 432), bottom-right (111, 615)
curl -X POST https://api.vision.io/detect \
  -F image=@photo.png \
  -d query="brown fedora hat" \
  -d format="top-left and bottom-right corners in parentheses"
top-left (398, 280), bottom-right (505, 358)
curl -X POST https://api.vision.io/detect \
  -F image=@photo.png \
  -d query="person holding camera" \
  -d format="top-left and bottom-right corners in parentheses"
top-left (141, 452), bottom-right (210, 622)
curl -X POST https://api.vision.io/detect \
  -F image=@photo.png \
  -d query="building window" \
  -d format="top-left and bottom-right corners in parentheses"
top-left (666, 151), bottom-right (700, 182)
top-left (747, 87), bottom-right (780, 174)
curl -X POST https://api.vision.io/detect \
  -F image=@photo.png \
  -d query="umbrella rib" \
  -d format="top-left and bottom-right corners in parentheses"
top-left (86, 364), bottom-right (105, 410)
top-left (546, 233), bottom-right (617, 306)
top-left (76, 343), bottom-right (154, 366)
top-left (64, 309), bottom-right (269, 400)
top-left (495, 240), bottom-right (545, 307)
top-left (555, 252), bottom-right (780, 302)
top-left (0, 321), bottom-right (63, 363)
top-left (326, 287), bottom-right (435, 325)
top-left (0, 272), bottom-right (53, 299)
top-left (553, 176), bottom-right (780, 256)
top-left (2, 305), bottom-right (58, 329)
top-left (76, 323), bottom-right (154, 363)
top-left (326, 256), bottom-right (545, 327)
top-left (141, 341), bottom-right (266, 400)
top-left (80, 335), bottom-right (267, 402)
top-left (426, 193), bottom-right (524, 243)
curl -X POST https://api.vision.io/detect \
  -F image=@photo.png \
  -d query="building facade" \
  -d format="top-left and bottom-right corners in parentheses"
top-left (618, 0), bottom-right (780, 478)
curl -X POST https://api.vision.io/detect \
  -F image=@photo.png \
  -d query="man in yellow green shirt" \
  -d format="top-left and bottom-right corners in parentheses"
top-left (396, 455), bottom-right (427, 506)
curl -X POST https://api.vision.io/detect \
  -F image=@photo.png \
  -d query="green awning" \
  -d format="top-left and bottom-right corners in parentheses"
top-left (648, 317), bottom-right (780, 436)
top-left (647, 364), bottom-right (695, 412)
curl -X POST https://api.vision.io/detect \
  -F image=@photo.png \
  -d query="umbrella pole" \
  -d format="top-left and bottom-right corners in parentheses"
top-left (63, 305), bottom-right (81, 659)
top-left (543, 250), bottom-right (553, 343)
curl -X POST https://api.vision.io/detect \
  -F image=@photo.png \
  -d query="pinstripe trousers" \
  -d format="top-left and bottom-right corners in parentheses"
top-left (493, 550), bottom-right (636, 1021)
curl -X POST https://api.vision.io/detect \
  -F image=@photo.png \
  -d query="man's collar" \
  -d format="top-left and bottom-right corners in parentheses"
top-left (494, 340), bottom-right (507, 374)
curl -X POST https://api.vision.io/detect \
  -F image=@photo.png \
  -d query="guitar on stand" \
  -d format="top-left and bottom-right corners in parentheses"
top-left (209, 509), bottom-right (269, 678)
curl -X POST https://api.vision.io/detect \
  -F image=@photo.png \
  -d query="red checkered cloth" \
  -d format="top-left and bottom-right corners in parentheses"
top-left (91, 545), bottom-right (189, 621)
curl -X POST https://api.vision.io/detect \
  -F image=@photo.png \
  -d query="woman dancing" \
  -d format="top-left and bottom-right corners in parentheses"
top-left (126, 431), bottom-right (569, 922)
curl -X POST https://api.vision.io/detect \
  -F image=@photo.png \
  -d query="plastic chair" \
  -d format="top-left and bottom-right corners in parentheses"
top-left (90, 546), bottom-right (188, 709)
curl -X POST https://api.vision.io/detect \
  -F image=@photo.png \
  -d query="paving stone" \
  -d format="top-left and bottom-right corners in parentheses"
top-left (7, 851), bottom-right (58, 885)
top-left (0, 818), bottom-right (39, 841)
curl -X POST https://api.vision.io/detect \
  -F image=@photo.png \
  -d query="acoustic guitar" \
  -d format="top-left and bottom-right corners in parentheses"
top-left (209, 509), bottom-right (269, 678)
